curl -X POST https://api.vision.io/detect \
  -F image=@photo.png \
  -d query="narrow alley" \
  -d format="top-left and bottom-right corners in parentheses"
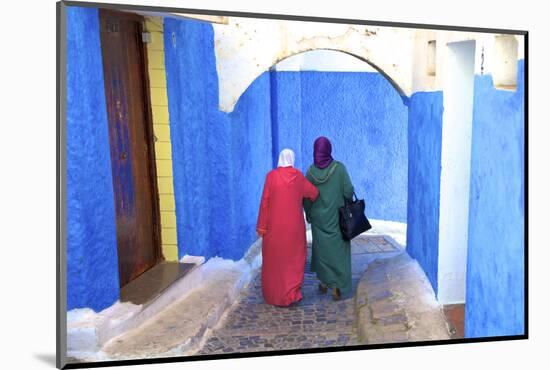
top-left (196, 235), bottom-right (405, 355)
top-left (73, 230), bottom-right (453, 364)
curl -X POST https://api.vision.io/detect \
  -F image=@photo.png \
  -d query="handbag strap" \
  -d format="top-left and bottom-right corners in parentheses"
top-left (345, 192), bottom-right (358, 204)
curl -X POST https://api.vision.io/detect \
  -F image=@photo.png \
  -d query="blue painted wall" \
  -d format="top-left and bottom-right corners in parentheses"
top-left (270, 71), bottom-right (303, 170)
top-left (164, 19), bottom-right (219, 259)
top-left (465, 60), bottom-right (525, 338)
top-left (405, 92), bottom-right (444, 293)
top-left (164, 18), bottom-right (272, 261)
top-left (272, 71), bottom-right (408, 222)
top-left (66, 7), bottom-right (120, 312)
top-left (300, 72), bottom-right (408, 222)
top-left (228, 74), bottom-right (273, 259)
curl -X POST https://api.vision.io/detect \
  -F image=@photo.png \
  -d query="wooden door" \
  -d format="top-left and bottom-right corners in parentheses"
top-left (99, 9), bottom-right (162, 287)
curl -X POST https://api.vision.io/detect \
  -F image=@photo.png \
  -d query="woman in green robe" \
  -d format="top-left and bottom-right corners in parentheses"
top-left (304, 137), bottom-right (354, 300)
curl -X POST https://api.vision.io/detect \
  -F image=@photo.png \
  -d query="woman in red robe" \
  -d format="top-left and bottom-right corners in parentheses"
top-left (256, 149), bottom-right (319, 306)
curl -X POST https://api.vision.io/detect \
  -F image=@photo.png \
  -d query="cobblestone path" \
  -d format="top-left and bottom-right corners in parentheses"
top-left (197, 235), bottom-right (402, 355)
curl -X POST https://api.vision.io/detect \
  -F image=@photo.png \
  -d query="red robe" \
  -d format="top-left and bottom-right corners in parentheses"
top-left (256, 166), bottom-right (319, 306)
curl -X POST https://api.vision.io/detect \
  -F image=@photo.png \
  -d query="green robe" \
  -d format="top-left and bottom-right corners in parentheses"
top-left (304, 161), bottom-right (354, 294)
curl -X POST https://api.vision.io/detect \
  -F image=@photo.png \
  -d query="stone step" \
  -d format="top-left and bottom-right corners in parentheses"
top-left (355, 252), bottom-right (451, 344)
top-left (93, 240), bottom-right (264, 361)
top-left (101, 264), bottom-right (249, 360)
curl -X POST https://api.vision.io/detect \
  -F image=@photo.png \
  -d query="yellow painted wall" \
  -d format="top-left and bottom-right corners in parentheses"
top-left (145, 17), bottom-right (179, 261)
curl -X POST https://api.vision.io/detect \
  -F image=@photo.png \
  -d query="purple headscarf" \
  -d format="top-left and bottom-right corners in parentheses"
top-left (313, 136), bottom-right (334, 169)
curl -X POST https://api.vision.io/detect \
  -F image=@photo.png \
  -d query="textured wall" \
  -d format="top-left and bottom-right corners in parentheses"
top-left (165, 19), bottom-right (409, 261)
top-left (228, 74), bottom-right (273, 260)
top-left (300, 72), bottom-right (408, 222)
top-left (270, 72), bottom-right (303, 170)
top-left (66, 7), bottom-right (120, 312)
top-left (272, 71), bottom-right (408, 222)
top-left (406, 92), bottom-right (444, 293)
top-left (164, 18), bottom-right (272, 261)
top-left (465, 61), bottom-right (525, 338)
top-left (164, 18), bottom-right (408, 261)
top-left (164, 18), bottom-right (215, 259)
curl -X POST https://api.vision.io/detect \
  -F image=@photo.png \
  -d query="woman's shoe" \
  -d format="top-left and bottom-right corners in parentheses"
top-left (332, 288), bottom-right (341, 301)
top-left (319, 283), bottom-right (328, 294)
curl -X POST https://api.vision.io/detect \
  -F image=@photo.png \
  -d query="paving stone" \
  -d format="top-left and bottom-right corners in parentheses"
top-left (356, 252), bottom-right (451, 345)
top-left (367, 289), bottom-right (392, 303)
top-left (194, 238), bottom-right (381, 355)
top-left (376, 313), bottom-right (408, 326)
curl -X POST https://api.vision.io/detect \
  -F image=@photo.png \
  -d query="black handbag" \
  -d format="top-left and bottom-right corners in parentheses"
top-left (338, 192), bottom-right (372, 241)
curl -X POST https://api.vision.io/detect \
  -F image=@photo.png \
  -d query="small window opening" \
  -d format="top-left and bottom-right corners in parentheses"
top-left (427, 40), bottom-right (437, 76)
top-left (493, 35), bottom-right (518, 91)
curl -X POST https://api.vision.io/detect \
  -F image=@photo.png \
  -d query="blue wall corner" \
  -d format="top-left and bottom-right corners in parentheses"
top-left (406, 91), bottom-right (444, 294)
top-left (400, 94), bottom-right (411, 107)
top-left (66, 6), bottom-right (120, 312)
top-left (465, 60), bottom-right (525, 338)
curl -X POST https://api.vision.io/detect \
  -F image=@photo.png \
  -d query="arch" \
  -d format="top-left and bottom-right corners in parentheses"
top-left (259, 47), bottom-right (410, 223)
top-left (270, 48), bottom-right (407, 97)
top-left (213, 23), bottom-right (415, 112)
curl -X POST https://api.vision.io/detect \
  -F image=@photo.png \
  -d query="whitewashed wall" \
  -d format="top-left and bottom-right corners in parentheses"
top-left (212, 18), bottom-right (524, 112)
top-left (275, 49), bottom-right (377, 72)
top-left (438, 40), bottom-right (476, 304)
top-left (212, 18), bottom-right (415, 112)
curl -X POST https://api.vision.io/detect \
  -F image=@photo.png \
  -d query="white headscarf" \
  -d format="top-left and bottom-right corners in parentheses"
top-left (277, 148), bottom-right (295, 168)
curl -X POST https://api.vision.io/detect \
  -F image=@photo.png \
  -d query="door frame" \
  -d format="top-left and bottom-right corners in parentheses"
top-left (99, 8), bottom-right (164, 282)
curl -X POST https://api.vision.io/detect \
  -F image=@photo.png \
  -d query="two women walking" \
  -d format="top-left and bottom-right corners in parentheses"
top-left (256, 137), bottom-right (355, 307)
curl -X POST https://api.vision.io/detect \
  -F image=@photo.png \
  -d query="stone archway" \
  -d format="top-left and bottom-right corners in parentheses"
top-left (212, 19), bottom-right (415, 112)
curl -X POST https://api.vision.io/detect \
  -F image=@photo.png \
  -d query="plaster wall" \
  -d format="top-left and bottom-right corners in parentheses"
top-left (66, 6), bottom-right (120, 312)
top-left (437, 40), bottom-right (476, 304)
top-left (465, 60), bottom-right (525, 337)
top-left (212, 18), bottom-right (524, 113)
top-left (412, 31), bottom-right (524, 93)
top-left (405, 91), bottom-right (444, 292)
top-left (271, 51), bottom-right (409, 222)
top-left (298, 71), bottom-right (408, 221)
top-left (163, 18), bottom-right (272, 261)
top-left (275, 49), bottom-right (377, 72)
top-left (213, 18), bottom-right (415, 111)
